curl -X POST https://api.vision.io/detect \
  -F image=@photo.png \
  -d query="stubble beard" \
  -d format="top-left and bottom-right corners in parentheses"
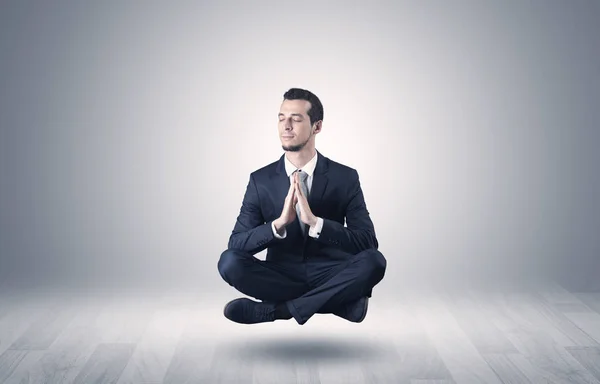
top-left (282, 134), bottom-right (311, 152)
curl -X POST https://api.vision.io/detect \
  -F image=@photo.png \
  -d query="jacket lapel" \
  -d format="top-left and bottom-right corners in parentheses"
top-left (308, 150), bottom-right (329, 209)
top-left (273, 154), bottom-right (289, 204)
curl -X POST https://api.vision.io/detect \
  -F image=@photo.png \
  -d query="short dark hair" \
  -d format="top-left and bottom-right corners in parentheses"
top-left (283, 88), bottom-right (323, 126)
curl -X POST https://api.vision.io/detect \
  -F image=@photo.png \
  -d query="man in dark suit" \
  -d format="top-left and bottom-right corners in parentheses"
top-left (217, 88), bottom-right (386, 325)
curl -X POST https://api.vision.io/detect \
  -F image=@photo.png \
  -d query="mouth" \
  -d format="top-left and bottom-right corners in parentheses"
top-left (282, 136), bottom-right (294, 139)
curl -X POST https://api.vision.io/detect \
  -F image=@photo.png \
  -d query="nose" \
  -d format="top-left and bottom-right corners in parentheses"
top-left (281, 116), bottom-right (292, 126)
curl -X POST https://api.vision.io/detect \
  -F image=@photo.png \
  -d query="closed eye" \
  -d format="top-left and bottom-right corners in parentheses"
top-left (278, 114), bottom-right (304, 122)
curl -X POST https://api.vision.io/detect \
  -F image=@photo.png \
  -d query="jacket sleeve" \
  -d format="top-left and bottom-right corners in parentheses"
top-left (227, 174), bottom-right (278, 254)
top-left (315, 169), bottom-right (378, 254)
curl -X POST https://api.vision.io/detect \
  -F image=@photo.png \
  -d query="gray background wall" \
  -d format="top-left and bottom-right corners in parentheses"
top-left (1, 0), bottom-right (599, 292)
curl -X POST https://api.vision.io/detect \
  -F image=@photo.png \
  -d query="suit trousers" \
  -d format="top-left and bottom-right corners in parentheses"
top-left (217, 247), bottom-right (386, 325)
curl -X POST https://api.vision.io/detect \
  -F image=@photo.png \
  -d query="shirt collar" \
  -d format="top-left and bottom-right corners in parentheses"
top-left (284, 151), bottom-right (318, 177)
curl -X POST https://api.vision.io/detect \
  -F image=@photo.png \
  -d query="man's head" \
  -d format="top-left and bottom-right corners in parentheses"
top-left (278, 88), bottom-right (323, 152)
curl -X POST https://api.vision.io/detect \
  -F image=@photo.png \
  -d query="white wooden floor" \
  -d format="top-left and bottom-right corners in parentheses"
top-left (0, 281), bottom-right (600, 383)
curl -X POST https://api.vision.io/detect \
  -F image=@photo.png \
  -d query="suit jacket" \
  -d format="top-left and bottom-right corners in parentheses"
top-left (228, 150), bottom-right (378, 262)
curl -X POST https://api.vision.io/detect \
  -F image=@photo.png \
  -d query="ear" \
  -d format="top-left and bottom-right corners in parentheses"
top-left (313, 121), bottom-right (322, 132)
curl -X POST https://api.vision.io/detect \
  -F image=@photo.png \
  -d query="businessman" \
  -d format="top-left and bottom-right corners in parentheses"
top-left (217, 88), bottom-right (386, 325)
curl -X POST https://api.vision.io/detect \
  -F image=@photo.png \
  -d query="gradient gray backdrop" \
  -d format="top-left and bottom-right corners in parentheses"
top-left (1, 0), bottom-right (599, 293)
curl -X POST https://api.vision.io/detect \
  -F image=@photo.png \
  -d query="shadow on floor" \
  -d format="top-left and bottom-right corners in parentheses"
top-left (231, 336), bottom-right (391, 362)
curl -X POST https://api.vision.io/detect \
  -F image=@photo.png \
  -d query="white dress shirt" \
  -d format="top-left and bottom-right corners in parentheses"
top-left (271, 151), bottom-right (324, 239)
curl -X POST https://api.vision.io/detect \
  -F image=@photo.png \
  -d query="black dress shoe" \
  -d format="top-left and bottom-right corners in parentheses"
top-left (333, 297), bottom-right (369, 323)
top-left (224, 298), bottom-right (278, 324)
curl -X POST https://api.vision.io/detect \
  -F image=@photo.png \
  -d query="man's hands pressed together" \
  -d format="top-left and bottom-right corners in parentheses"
top-left (293, 171), bottom-right (317, 228)
top-left (273, 176), bottom-right (297, 235)
top-left (273, 171), bottom-right (317, 236)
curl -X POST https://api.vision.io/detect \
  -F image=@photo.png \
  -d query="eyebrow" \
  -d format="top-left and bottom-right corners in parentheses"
top-left (278, 113), bottom-right (304, 118)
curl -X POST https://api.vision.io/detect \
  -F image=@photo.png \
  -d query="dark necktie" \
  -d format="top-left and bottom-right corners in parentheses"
top-left (295, 170), bottom-right (309, 235)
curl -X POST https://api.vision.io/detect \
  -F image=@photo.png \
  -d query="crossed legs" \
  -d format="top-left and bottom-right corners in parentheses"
top-left (217, 248), bottom-right (386, 324)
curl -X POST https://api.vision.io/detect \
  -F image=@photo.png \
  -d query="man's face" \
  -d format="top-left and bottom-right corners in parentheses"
top-left (278, 99), bottom-right (315, 152)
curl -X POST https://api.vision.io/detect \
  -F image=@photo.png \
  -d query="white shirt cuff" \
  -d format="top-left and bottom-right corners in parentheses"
top-left (272, 221), bottom-right (287, 239)
top-left (309, 217), bottom-right (323, 238)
